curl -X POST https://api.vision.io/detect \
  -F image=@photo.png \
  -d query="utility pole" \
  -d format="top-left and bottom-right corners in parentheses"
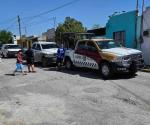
top-left (17, 15), bottom-right (22, 47)
top-left (24, 26), bottom-right (27, 36)
top-left (53, 17), bottom-right (56, 42)
top-left (53, 17), bottom-right (56, 31)
top-left (140, 0), bottom-right (145, 48)
top-left (136, 0), bottom-right (139, 11)
top-left (135, 0), bottom-right (139, 48)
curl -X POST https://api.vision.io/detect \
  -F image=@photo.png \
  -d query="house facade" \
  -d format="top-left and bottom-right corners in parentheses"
top-left (106, 11), bottom-right (141, 48)
top-left (141, 7), bottom-right (150, 65)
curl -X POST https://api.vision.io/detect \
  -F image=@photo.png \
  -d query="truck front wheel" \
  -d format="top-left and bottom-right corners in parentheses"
top-left (100, 62), bottom-right (112, 79)
top-left (128, 61), bottom-right (137, 76)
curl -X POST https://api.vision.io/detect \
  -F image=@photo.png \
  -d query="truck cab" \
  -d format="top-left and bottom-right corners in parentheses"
top-left (64, 38), bottom-right (144, 78)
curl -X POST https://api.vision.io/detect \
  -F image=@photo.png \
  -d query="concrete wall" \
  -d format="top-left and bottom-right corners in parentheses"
top-left (141, 7), bottom-right (150, 65)
top-left (106, 11), bottom-right (140, 48)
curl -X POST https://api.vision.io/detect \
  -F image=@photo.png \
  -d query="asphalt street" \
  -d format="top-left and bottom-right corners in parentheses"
top-left (0, 59), bottom-right (150, 125)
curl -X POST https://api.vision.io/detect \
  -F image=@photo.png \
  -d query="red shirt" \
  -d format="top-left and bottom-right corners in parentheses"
top-left (17, 52), bottom-right (23, 64)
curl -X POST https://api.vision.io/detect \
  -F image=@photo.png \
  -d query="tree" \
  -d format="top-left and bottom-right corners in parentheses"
top-left (0, 30), bottom-right (13, 44)
top-left (55, 17), bottom-right (86, 43)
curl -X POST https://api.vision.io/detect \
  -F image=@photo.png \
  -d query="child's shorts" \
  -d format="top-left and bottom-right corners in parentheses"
top-left (16, 63), bottom-right (23, 71)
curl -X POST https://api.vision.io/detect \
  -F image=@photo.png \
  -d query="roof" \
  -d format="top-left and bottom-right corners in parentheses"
top-left (87, 27), bottom-right (106, 36)
top-left (33, 41), bottom-right (56, 44)
top-left (79, 38), bottom-right (113, 42)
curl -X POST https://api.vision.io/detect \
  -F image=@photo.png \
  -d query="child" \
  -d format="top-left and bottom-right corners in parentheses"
top-left (13, 50), bottom-right (26, 76)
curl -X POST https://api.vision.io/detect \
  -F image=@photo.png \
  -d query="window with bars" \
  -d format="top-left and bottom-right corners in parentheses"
top-left (113, 31), bottom-right (125, 46)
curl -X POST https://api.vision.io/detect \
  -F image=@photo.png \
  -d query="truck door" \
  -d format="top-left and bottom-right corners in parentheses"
top-left (32, 44), bottom-right (37, 62)
top-left (34, 44), bottom-right (42, 62)
top-left (74, 41), bottom-right (87, 67)
top-left (85, 41), bottom-right (101, 69)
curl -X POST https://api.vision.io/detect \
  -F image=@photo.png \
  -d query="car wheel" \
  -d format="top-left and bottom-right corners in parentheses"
top-left (42, 57), bottom-right (47, 67)
top-left (2, 53), bottom-right (5, 58)
top-left (129, 61), bottom-right (137, 76)
top-left (65, 58), bottom-right (73, 70)
top-left (100, 62), bottom-right (112, 79)
top-left (3, 53), bottom-right (8, 58)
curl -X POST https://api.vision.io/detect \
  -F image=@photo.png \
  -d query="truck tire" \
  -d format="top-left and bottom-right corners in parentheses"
top-left (65, 58), bottom-right (73, 70)
top-left (129, 62), bottom-right (137, 76)
top-left (2, 53), bottom-right (5, 58)
top-left (42, 57), bottom-right (47, 67)
top-left (100, 62), bottom-right (112, 79)
top-left (3, 53), bottom-right (8, 58)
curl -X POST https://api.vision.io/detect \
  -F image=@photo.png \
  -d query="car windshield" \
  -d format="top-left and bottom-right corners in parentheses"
top-left (6, 45), bottom-right (21, 49)
top-left (41, 44), bottom-right (58, 49)
top-left (96, 41), bottom-right (121, 49)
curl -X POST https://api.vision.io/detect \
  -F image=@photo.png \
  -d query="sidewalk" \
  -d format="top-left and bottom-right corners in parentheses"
top-left (140, 66), bottom-right (150, 73)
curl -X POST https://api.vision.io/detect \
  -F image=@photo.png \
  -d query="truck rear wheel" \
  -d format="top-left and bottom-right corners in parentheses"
top-left (65, 58), bottom-right (73, 70)
top-left (42, 57), bottom-right (47, 67)
top-left (100, 62), bottom-right (112, 79)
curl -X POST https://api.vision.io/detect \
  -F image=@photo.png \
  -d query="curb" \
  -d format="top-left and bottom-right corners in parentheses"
top-left (140, 69), bottom-right (150, 73)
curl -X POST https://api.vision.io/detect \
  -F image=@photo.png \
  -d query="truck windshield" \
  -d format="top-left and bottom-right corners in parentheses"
top-left (41, 44), bottom-right (58, 49)
top-left (96, 41), bottom-right (121, 49)
top-left (6, 45), bottom-right (21, 49)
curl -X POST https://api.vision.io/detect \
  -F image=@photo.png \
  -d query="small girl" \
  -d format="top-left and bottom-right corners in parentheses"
top-left (13, 50), bottom-right (26, 76)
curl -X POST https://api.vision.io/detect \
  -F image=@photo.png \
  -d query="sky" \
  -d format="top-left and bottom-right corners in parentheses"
top-left (0, 0), bottom-right (150, 36)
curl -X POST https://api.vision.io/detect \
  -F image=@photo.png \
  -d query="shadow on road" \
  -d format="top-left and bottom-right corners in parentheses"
top-left (43, 66), bottom-right (137, 80)
top-left (5, 74), bottom-right (14, 76)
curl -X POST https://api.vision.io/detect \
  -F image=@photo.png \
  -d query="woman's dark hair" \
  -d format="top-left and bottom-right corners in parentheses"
top-left (18, 50), bottom-right (22, 53)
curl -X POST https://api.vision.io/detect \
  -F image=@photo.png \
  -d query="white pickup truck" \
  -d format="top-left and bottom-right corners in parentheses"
top-left (64, 38), bottom-right (144, 78)
top-left (1, 44), bottom-right (21, 58)
top-left (32, 42), bottom-right (58, 67)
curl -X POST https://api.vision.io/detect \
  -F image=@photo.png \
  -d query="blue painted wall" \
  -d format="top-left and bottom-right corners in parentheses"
top-left (106, 11), bottom-right (141, 48)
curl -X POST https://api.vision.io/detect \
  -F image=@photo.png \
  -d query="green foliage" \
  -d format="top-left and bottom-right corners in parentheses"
top-left (55, 17), bottom-right (86, 42)
top-left (0, 30), bottom-right (13, 44)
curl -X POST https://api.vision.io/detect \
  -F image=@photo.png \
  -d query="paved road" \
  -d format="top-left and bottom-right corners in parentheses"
top-left (0, 59), bottom-right (150, 125)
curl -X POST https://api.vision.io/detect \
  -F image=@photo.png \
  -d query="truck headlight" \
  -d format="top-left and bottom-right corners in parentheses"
top-left (123, 56), bottom-right (131, 61)
top-left (112, 56), bottom-right (131, 67)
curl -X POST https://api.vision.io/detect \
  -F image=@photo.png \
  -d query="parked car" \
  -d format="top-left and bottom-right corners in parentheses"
top-left (1, 44), bottom-right (21, 58)
top-left (32, 41), bottom-right (58, 67)
top-left (64, 38), bottom-right (144, 79)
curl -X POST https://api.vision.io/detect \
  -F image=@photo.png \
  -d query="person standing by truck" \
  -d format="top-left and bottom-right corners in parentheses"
top-left (56, 44), bottom-right (65, 70)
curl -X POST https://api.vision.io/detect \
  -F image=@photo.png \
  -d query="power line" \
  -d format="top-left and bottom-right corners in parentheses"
top-left (0, 17), bottom-right (16, 26)
top-left (1, 0), bottom-right (80, 35)
top-left (26, 17), bottom-right (55, 28)
top-left (22, 0), bottom-right (80, 21)
top-left (6, 20), bottom-right (17, 30)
